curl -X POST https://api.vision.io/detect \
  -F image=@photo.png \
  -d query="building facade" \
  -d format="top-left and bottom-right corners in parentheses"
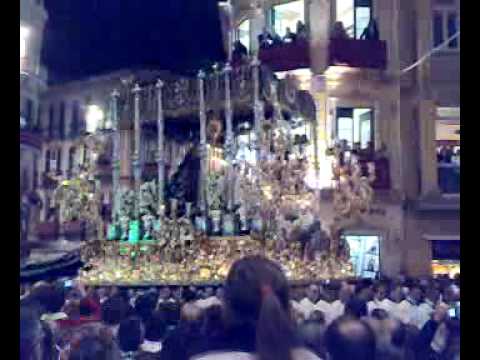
top-left (231, 0), bottom-right (459, 277)
top-left (20, 0), bottom-right (48, 244)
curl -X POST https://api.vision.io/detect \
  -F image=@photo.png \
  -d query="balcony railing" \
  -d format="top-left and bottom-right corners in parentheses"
top-left (258, 39), bottom-right (310, 72)
top-left (329, 39), bottom-right (387, 70)
top-left (20, 128), bottom-right (43, 150)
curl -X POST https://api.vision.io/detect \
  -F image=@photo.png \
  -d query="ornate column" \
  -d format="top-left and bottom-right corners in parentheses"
top-left (132, 83), bottom-right (142, 218)
top-left (156, 79), bottom-right (165, 215)
top-left (198, 71), bottom-right (208, 215)
top-left (111, 89), bottom-right (120, 221)
top-left (224, 63), bottom-right (234, 211)
top-left (252, 56), bottom-right (263, 163)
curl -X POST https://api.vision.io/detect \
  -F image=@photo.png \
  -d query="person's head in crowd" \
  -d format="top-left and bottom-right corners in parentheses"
top-left (20, 305), bottom-right (54, 360)
top-left (101, 296), bottom-right (128, 326)
top-left (204, 287), bottom-right (214, 298)
top-left (355, 281), bottom-right (374, 302)
top-left (68, 333), bottom-right (118, 360)
top-left (372, 283), bottom-right (388, 302)
top-left (215, 286), bottom-right (224, 300)
top-left (182, 287), bottom-right (197, 303)
top-left (172, 286), bottom-right (183, 302)
top-left (345, 297), bottom-right (368, 319)
top-left (371, 308), bottom-right (389, 321)
top-left (306, 284), bottom-right (320, 303)
top-left (407, 285), bottom-right (423, 304)
top-left (310, 310), bottom-right (326, 325)
top-left (325, 316), bottom-right (376, 360)
top-left (28, 283), bottom-right (65, 315)
top-left (134, 292), bottom-right (157, 323)
top-left (443, 284), bottom-right (460, 304)
top-left (338, 286), bottom-right (352, 304)
top-left (180, 302), bottom-right (202, 323)
top-left (64, 300), bottom-right (81, 320)
top-left (390, 285), bottom-right (405, 303)
top-left (118, 317), bottom-right (144, 354)
top-left (144, 310), bottom-right (167, 343)
top-left (224, 256), bottom-right (297, 360)
top-left (322, 285), bottom-right (336, 303)
top-left (298, 318), bottom-right (327, 358)
top-left (425, 287), bottom-right (441, 305)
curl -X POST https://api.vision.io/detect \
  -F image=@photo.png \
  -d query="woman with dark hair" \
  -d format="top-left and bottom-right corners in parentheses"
top-left (190, 256), bottom-right (320, 360)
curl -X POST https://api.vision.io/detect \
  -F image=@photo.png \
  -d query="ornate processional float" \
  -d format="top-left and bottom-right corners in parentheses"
top-left (50, 59), bottom-right (377, 285)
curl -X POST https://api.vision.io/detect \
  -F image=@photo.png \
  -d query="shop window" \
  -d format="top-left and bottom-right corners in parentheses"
top-left (336, 107), bottom-right (373, 149)
top-left (237, 19), bottom-right (250, 52)
top-left (431, 240), bottom-right (460, 277)
top-left (271, 0), bottom-right (305, 38)
top-left (343, 234), bottom-right (380, 278)
top-left (433, 8), bottom-right (459, 50)
top-left (336, 0), bottom-right (372, 39)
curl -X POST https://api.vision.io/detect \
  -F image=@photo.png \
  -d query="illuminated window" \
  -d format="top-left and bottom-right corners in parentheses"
top-left (336, 0), bottom-right (372, 39)
top-left (237, 19), bottom-right (250, 52)
top-left (20, 26), bottom-right (29, 59)
top-left (271, 0), bottom-right (305, 38)
top-left (336, 108), bottom-right (373, 149)
top-left (433, 8), bottom-right (459, 50)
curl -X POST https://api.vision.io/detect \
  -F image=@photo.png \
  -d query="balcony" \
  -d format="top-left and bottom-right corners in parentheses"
top-left (20, 128), bottom-right (43, 150)
top-left (258, 39), bottom-right (310, 72)
top-left (328, 39), bottom-right (387, 70)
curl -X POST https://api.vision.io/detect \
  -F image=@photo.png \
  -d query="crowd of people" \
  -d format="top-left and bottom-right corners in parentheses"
top-left (20, 256), bottom-right (460, 360)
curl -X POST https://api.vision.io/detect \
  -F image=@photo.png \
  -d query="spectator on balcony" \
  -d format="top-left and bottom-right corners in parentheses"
top-left (360, 18), bottom-right (379, 41)
top-left (296, 21), bottom-right (308, 40)
top-left (258, 27), bottom-right (273, 49)
top-left (233, 40), bottom-right (248, 63)
top-left (283, 27), bottom-right (297, 43)
top-left (331, 22), bottom-right (349, 40)
top-left (271, 30), bottom-right (283, 47)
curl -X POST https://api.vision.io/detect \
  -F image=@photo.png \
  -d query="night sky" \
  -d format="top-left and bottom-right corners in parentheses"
top-left (42, 0), bottom-right (226, 84)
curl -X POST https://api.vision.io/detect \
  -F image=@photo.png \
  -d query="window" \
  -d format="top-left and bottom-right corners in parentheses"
top-left (237, 19), bottom-right (250, 52)
top-left (24, 99), bottom-right (33, 129)
top-left (20, 26), bottom-right (28, 60)
top-left (271, 0), bottom-right (305, 38)
top-left (68, 147), bottom-right (76, 176)
top-left (45, 150), bottom-right (51, 172)
top-left (36, 104), bottom-right (42, 130)
top-left (48, 105), bottom-right (54, 139)
top-left (436, 107), bottom-right (459, 194)
top-left (71, 101), bottom-right (80, 137)
top-left (433, 8), bottom-right (459, 50)
top-left (343, 234), bottom-right (380, 278)
top-left (336, 0), bottom-right (372, 39)
top-left (336, 108), bottom-right (373, 149)
top-left (59, 102), bottom-right (66, 139)
top-left (33, 154), bottom-right (39, 189)
top-left (57, 149), bottom-right (62, 173)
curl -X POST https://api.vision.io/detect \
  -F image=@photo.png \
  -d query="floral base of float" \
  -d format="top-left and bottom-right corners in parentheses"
top-left (78, 235), bottom-right (353, 286)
